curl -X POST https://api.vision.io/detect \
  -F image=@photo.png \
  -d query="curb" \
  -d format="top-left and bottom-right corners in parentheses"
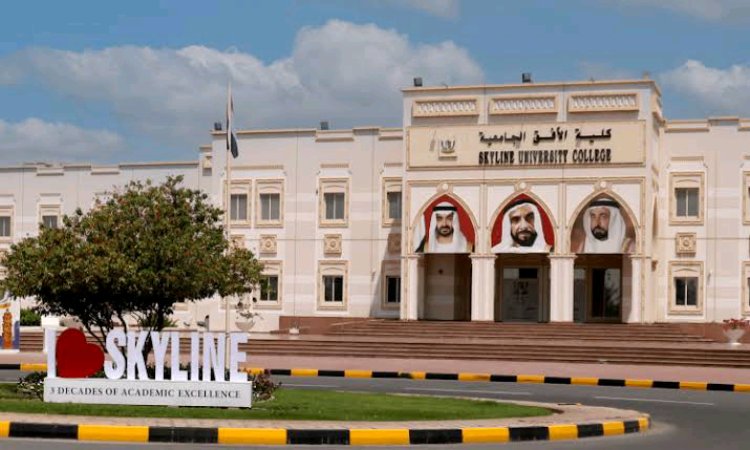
top-left (5, 364), bottom-right (748, 392)
top-left (247, 367), bottom-right (750, 393)
top-left (0, 418), bottom-right (650, 445)
top-left (0, 363), bottom-right (47, 372)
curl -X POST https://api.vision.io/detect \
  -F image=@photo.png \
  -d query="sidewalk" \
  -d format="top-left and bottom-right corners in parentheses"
top-left (4, 351), bottom-right (750, 384)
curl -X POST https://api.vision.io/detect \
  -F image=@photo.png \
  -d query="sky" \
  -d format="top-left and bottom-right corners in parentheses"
top-left (0, 0), bottom-right (749, 164)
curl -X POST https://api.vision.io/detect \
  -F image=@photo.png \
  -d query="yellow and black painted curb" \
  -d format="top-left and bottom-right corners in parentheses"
top-left (0, 417), bottom-right (651, 445)
top-left (4, 363), bottom-right (748, 393)
top-left (245, 367), bottom-right (750, 393)
top-left (0, 363), bottom-right (47, 372)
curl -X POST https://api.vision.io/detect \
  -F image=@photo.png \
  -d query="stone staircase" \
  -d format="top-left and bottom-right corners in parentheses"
top-left (325, 321), bottom-right (715, 343)
top-left (21, 321), bottom-right (750, 368)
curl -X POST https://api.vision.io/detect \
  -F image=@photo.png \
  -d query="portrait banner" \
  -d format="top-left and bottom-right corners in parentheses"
top-left (414, 195), bottom-right (475, 254)
top-left (491, 194), bottom-right (554, 253)
top-left (571, 195), bottom-right (635, 254)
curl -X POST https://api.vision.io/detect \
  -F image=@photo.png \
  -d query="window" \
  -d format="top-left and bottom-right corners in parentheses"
top-left (381, 261), bottom-right (401, 309)
top-left (742, 262), bottom-right (750, 316)
top-left (42, 215), bottom-right (58, 229)
top-left (319, 178), bottom-right (349, 227)
top-left (39, 204), bottom-right (61, 231)
top-left (259, 275), bottom-right (279, 302)
top-left (0, 216), bottom-right (10, 237)
top-left (387, 192), bottom-right (402, 221)
top-left (318, 260), bottom-right (347, 309)
top-left (256, 179), bottom-right (284, 227)
top-left (670, 172), bottom-right (704, 224)
top-left (675, 188), bottom-right (699, 217)
top-left (323, 275), bottom-right (344, 302)
top-left (256, 260), bottom-right (282, 308)
top-left (385, 276), bottom-right (401, 304)
top-left (230, 194), bottom-right (248, 221)
top-left (260, 193), bottom-right (280, 222)
top-left (227, 180), bottom-right (251, 225)
top-left (674, 277), bottom-right (698, 307)
top-left (382, 178), bottom-right (402, 227)
top-left (325, 193), bottom-right (345, 221)
top-left (0, 250), bottom-right (6, 279)
top-left (669, 262), bottom-right (703, 314)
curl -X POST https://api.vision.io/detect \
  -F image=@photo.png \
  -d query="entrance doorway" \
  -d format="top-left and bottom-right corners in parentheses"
top-left (574, 255), bottom-right (623, 323)
top-left (495, 255), bottom-right (549, 322)
top-left (422, 254), bottom-right (471, 321)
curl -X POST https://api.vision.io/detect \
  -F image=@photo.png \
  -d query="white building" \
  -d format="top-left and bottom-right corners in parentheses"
top-left (3, 78), bottom-right (750, 332)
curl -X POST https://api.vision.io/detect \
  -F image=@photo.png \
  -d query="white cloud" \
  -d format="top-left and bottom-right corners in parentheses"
top-left (605, 0), bottom-right (750, 21)
top-left (661, 60), bottom-right (750, 114)
top-left (0, 20), bottom-right (483, 153)
top-left (0, 118), bottom-right (123, 164)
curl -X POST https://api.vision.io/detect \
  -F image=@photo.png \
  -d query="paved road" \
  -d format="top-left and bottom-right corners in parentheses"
top-left (1, 374), bottom-right (748, 449)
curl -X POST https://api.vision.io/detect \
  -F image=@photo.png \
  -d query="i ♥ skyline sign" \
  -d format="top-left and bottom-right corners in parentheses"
top-left (44, 328), bottom-right (253, 408)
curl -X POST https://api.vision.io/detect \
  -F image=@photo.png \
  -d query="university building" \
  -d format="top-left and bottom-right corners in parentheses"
top-left (2, 78), bottom-right (750, 332)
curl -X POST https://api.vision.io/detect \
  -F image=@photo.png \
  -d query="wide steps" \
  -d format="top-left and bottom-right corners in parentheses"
top-left (328, 330), bottom-right (710, 342)
top-left (20, 323), bottom-right (740, 368)
top-left (325, 322), bottom-right (714, 343)
top-left (244, 339), bottom-right (750, 368)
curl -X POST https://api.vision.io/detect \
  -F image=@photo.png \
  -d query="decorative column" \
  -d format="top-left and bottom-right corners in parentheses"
top-left (625, 254), bottom-right (645, 323)
top-left (470, 254), bottom-right (496, 321)
top-left (548, 254), bottom-right (576, 322)
top-left (402, 254), bottom-right (422, 321)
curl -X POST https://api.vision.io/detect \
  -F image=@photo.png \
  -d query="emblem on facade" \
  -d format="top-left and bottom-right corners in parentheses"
top-left (231, 235), bottom-right (245, 249)
top-left (259, 235), bottom-right (277, 255)
top-left (324, 234), bottom-right (343, 256)
top-left (432, 135), bottom-right (457, 160)
top-left (387, 233), bottom-right (401, 254)
top-left (675, 232), bottom-right (697, 255)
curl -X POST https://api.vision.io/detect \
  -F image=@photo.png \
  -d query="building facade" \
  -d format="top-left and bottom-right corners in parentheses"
top-left (2, 79), bottom-right (749, 331)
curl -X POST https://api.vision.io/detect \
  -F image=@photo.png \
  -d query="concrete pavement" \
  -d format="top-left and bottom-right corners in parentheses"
top-left (4, 351), bottom-right (750, 384)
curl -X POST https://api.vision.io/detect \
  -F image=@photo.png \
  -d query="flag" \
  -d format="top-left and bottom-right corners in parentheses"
top-left (226, 83), bottom-right (239, 158)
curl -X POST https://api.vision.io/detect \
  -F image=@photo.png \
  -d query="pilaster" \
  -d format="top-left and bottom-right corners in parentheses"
top-left (549, 254), bottom-right (576, 322)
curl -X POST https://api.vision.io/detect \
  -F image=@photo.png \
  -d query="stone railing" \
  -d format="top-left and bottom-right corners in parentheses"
top-left (568, 93), bottom-right (639, 112)
top-left (489, 96), bottom-right (557, 115)
top-left (412, 98), bottom-right (479, 117)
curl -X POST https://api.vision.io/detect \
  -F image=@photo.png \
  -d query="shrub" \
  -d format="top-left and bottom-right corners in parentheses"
top-left (252, 371), bottom-right (280, 402)
top-left (20, 308), bottom-right (41, 326)
top-left (722, 318), bottom-right (750, 331)
top-left (17, 371), bottom-right (45, 400)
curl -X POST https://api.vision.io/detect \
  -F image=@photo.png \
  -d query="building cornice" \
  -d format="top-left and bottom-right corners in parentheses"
top-left (402, 79), bottom-right (662, 97)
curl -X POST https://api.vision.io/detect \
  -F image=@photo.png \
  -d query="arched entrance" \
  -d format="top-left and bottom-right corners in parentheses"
top-left (569, 192), bottom-right (638, 323)
top-left (412, 194), bottom-right (477, 321)
top-left (489, 193), bottom-right (556, 322)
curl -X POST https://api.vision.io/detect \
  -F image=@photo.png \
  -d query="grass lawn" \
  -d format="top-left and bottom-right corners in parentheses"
top-left (0, 384), bottom-right (552, 421)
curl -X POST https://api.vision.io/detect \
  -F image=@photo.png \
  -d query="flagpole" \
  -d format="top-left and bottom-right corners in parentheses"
top-left (225, 82), bottom-right (233, 373)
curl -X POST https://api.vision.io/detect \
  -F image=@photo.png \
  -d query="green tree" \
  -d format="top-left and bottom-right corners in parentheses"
top-left (0, 176), bottom-right (262, 350)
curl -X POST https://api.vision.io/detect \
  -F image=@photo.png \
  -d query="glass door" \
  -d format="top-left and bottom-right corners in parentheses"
top-left (502, 267), bottom-right (540, 322)
top-left (589, 267), bottom-right (621, 322)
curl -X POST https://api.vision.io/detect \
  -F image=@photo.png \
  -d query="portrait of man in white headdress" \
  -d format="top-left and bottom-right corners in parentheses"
top-left (414, 201), bottom-right (473, 253)
top-left (492, 200), bottom-right (552, 253)
top-left (572, 197), bottom-right (635, 254)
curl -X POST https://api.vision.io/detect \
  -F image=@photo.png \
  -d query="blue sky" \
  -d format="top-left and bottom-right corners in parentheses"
top-left (0, 0), bottom-right (749, 164)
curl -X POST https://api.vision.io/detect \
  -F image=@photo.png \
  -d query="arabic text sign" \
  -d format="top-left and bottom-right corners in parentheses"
top-left (408, 122), bottom-right (645, 168)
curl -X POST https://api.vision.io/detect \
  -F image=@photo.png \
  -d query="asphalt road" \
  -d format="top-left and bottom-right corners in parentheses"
top-left (1, 373), bottom-right (748, 449)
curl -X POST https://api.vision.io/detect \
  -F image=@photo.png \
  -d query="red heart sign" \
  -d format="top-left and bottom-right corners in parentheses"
top-left (56, 328), bottom-right (104, 378)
